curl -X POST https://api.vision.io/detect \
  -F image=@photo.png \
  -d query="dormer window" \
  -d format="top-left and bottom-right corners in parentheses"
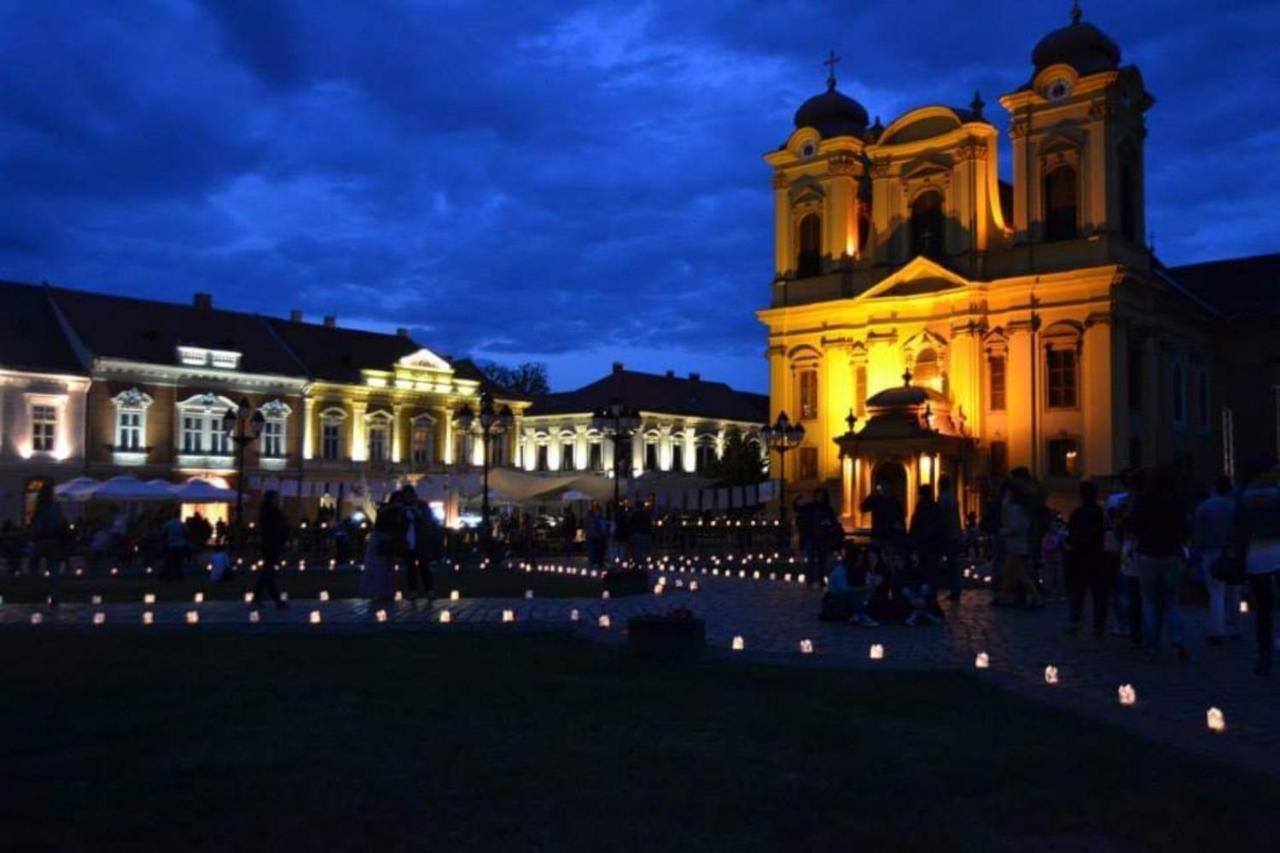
top-left (177, 346), bottom-right (242, 370)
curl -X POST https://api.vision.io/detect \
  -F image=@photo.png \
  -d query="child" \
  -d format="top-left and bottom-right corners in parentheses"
top-left (209, 542), bottom-right (233, 583)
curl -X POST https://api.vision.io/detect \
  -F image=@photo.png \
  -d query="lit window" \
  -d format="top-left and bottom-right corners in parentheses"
top-left (112, 388), bottom-right (153, 452)
top-left (1046, 349), bottom-right (1078, 408)
top-left (182, 415), bottom-right (205, 453)
top-left (798, 369), bottom-right (819, 421)
top-left (854, 365), bottom-right (868, 418)
top-left (367, 419), bottom-right (389, 462)
top-left (322, 421), bottom-right (342, 460)
top-left (989, 357), bottom-right (1007, 411)
top-left (31, 405), bottom-right (57, 453)
top-left (411, 420), bottom-right (434, 467)
top-left (262, 420), bottom-right (284, 457)
top-left (914, 348), bottom-right (940, 388)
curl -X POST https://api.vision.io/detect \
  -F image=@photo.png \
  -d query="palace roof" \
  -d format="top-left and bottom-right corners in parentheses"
top-left (0, 281), bottom-right (85, 375)
top-left (1167, 253), bottom-right (1280, 319)
top-left (527, 364), bottom-right (768, 423)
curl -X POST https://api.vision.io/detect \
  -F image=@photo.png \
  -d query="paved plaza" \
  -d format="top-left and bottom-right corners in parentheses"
top-left (4, 568), bottom-right (1276, 774)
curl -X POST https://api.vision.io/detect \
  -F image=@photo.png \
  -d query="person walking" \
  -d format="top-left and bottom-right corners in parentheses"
top-left (160, 509), bottom-right (188, 580)
top-left (251, 490), bottom-right (289, 609)
top-left (401, 485), bottom-right (439, 600)
top-left (1129, 467), bottom-right (1190, 662)
top-left (937, 475), bottom-right (963, 602)
top-left (994, 471), bottom-right (1043, 608)
top-left (1065, 481), bottom-right (1109, 637)
top-left (1238, 459), bottom-right (1280, 676)
top-left (28, 482), bottom-right (65, 606)
top-left (1194, 476), bottom-right (1241, 644)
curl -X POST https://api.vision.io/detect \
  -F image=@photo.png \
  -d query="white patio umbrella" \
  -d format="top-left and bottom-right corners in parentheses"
top-left (89, 475), bottom-right (177, 503)
top-left (54, 476), bottom-right (102, 502)
top-left (172, 478), bottom-right (236, 503)
top-left (560, 489), bottom-right (593, 502)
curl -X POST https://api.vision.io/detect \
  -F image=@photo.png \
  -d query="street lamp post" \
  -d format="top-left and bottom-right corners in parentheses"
top-left (222, 398), bottom-right (265, 556)
top-left (590, 398), bottom-right (642, 523)
top-left (761, 411), bottom-right (805, 551)
top-left (453, 391), bottom-right (513, 548)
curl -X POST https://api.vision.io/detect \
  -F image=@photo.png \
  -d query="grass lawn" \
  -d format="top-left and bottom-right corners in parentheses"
top-left (0, 566), bottom-right (600, 604)
top-left (3, 635), bottom-right (1277, 851)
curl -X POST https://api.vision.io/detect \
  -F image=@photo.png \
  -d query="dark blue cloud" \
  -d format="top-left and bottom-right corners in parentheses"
top-left (1, 0), bottom-right (1276, 393)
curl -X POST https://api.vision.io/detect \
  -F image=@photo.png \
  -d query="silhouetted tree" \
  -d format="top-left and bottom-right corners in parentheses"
top-left (479, 361), bottom-right (550, 397)
top-left (709, 427), bottom-right (766, 486)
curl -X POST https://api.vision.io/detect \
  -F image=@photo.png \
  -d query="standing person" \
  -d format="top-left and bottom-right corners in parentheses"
top-left (805, 489), bottom-right (840, 587)
top-left (360, 496), bottom-right (403, 602)
top-left (628, 501), bottom-right (653, 566)
top-left (1111, 469), bottom-right (1145, 646)
top-left (994, 471), bottom-right (1043, 608)
top-left (160, 509), bottom-right (188, 580)
top-left (906, 484), bottom-right (944, 623)
top-left (937, 475), bottom-right (963, 602)
top-left (561, 506), bottom-right (577, 556)
top-left (401, 485), bottom-right (437, 600)
top-left (1194, 476), bottom-right (1241, 644)
top-left (520, 510), bottom-right (539, 570)
top-left (1065, 481), bottom-right (1109, 637)
top-left (29, 483), bottom-right (64, 606)
top-left (585, 502), bottom-right (607, 569)
top-left (1130, 467), bottom-right (1190, 662)
top-left (251, 490), bottom-right (289, 609)
top-left (979, 478), bottom-right (1005, 592)
top-left (1238, 459), bottom-right (1280, 676)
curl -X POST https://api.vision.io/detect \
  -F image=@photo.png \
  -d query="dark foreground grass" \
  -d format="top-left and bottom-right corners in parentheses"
top-left (0, 566), bottom-right (599, 604)
top-left (3, 635), bottom-right (1276, 852)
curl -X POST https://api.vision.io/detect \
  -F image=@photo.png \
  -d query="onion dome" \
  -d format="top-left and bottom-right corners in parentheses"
top-left (793, 51), bottom-right (868, 139)
top-left (1032, 2), bottom-right (1121, 77)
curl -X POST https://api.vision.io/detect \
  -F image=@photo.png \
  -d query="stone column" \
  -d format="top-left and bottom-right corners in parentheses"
top-left (772, 173), bottom-right (791, 277)
top-left (301, 396), bottom-right (316, 461)
top-left (350, 400), bottom-right (367, 462)
top-left (1082, 314), bottom-right (1114, 479)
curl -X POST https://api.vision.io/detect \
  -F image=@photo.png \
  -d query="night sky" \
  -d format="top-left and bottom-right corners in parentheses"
top-left (1, 1), bottom-right (1276, 393)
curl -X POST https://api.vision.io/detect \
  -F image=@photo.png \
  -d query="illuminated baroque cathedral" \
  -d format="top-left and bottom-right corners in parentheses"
top-left (758, 4), bottom-right (1280, 523)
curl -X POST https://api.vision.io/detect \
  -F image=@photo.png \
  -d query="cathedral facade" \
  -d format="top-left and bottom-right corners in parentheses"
top-left (758, 6), bottom-right (1278, 524)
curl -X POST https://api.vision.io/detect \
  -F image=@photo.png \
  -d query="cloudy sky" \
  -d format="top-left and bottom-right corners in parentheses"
top-left (1, 0), bottom-right (1276, 393)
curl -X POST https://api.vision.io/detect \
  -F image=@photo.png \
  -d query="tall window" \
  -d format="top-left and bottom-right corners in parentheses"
top-left (262, 420), bottom-right (284, 457)
top-left (798, 369), bottom-right (819, 421)
top-left (910, 190), bottom-right (944, 260)
top-left (1046, 349), bottom-right (1078, 408)
top-left (112, 389), bottom-right (152, 453)
top-left (1043, 165), bottom-right (1078, 241)
top-left (181, 415), bottom-right (204, 453)
top-left (854, 364), bottom-right (868, 418)
top-left (1171, 362), bottom-right (1186, 424)
top-left (671, 443), bottom-right (684, 473)
top-left (645, 442), bottom-right (659, 471)
top-left (590, 442), bottom-right (604, 472)
top-left (367, 418), bottom-right (389, 462)
top-left (695, 442), bottom-right (716, 473)
top-left (490, 435), bottom-right (507, 467)
top-left (535, 444), bottom-right (548, 472)
top-left (411, 420), bottom-right (434, 467)
top-left (31, 405), bottom-right (57, 453)
top-left (322, 420), bottom-right (342, 460)
top-left (561, 440), bottom-right (576, 471)
top-left (913, 348), bottom-right (940, 388)
top-left (989, 356), bottom-right (1007, 411)
top-left (797, 213), bottom-right (821, 277)
top-left (798, 447), bottom-right (819, 480)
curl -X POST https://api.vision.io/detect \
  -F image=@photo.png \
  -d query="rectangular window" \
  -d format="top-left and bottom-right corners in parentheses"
top-left (1048, 438), bottom-right (1080, 477)
top-left (322, 421), bottom-right (341, 460)
top-left (491, 435), bottom-right (507, 467)
top-left (117, 410), bottom-right (143, 450)
top-left (696, 444), bottom-right (716, 473)
top-left (588, 442), bottom-right (603, 472)
top-left (645, 442), bottom-right (659, 471)
top-left (411, 422), bottom-right (433, 467)
top-left (798, 446), bottom-right (819, 480)
top-left (536, 444), bottom-right (549, 472)
top-left (368, 424), bottom-right (388, 462)
top-left (560, 440), bottom-right (575, 471)
top-left (1046, 349), bottom-right (1077, 408)
top-left (31, 405), bottom-right (57, 452)
top-left (854, 365), bottom-right (868, 418)
top-left (990, 441), bottom-right (1008, 478)
top-left (671, 443), bottom-right (684, 473)
top-left (262, 420), bottom-right (284, 457)
top-left (798, 369), bottom-right (819, 421)
top-left (182, 415), bottom-right (204, 453)
top-left (989, 356), bottom-right (1006, 411)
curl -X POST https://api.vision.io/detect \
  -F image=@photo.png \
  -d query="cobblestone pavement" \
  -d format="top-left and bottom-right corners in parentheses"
top-left (3, 567), bottom-right (1276, 774)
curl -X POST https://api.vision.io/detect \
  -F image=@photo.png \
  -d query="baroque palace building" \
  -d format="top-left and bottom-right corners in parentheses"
top-left (0, 282), bottom-right (529, 522)
top-left (758, 5), bottom-right (1280, 524)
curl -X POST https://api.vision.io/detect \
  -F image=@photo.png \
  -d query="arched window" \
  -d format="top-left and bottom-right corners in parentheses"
top-left (910, 191), bottom-right (944, 260)
top-left (796, 213), bottom-right (822, 277)
top-left (1043, 165), bottom-right (1078, 241)
top-left (913, 348), bottom-right (940, 388)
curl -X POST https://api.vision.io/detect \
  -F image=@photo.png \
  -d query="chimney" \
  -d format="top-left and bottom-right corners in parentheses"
top-left (323, 315), bottom-right (336, 328)
top-left (689, 371), bottom-right (701, 382)
top-left (665, 370), bottom-right (675, 378)
top-left (612, 361), bottom-right (624, 374)
top-left (396, 327), bottom-right (410, 338)
top-left (193, 292), bottom-right (213, 310)
top-left (289, 309), bottom-right (303, 322)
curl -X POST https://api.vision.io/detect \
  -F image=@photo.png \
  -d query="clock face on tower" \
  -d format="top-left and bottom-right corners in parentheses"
top-left (1046, 78), bottom-right (1072, 101)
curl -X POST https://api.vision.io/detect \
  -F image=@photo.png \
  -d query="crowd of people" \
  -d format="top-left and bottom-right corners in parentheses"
top-left (812, 457), bottom-right (1280, 677)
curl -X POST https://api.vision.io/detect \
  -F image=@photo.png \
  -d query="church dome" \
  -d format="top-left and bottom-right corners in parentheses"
top-left (866, 384), bottom-right (948, 410)
top-left (794, 83), bottom-right (869, 140)
top-left (1031, 5), bottom-right (1121, 77)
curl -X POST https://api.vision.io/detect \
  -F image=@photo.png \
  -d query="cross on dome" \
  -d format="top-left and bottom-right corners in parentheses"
top-left (824, 49), bottom-right (840, 90)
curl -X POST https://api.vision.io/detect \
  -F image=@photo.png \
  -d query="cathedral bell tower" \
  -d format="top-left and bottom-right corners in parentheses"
top-left (1000, 2), bottom-right (1155, 256)
top-left (764, 52), bottom-right (872, 281)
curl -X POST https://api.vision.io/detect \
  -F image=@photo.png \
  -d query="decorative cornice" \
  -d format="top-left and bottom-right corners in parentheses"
top-left (771, 173), bottom-right (790, 190)
top-left (827, 154), bottom-right (856, 177)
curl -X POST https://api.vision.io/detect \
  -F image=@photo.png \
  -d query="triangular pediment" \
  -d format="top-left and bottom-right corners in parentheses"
top-left (397, 347), bottom-right (452, 372)
top-left (859, 257), bottom-right (971, 300)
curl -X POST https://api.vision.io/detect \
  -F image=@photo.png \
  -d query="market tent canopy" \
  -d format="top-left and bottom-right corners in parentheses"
top-left (89, 475), bottom-right (177, 503)
top-left (172, 478), bottom-right (236, 503)
top-left (54, 477), bottom-right (102, 502)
